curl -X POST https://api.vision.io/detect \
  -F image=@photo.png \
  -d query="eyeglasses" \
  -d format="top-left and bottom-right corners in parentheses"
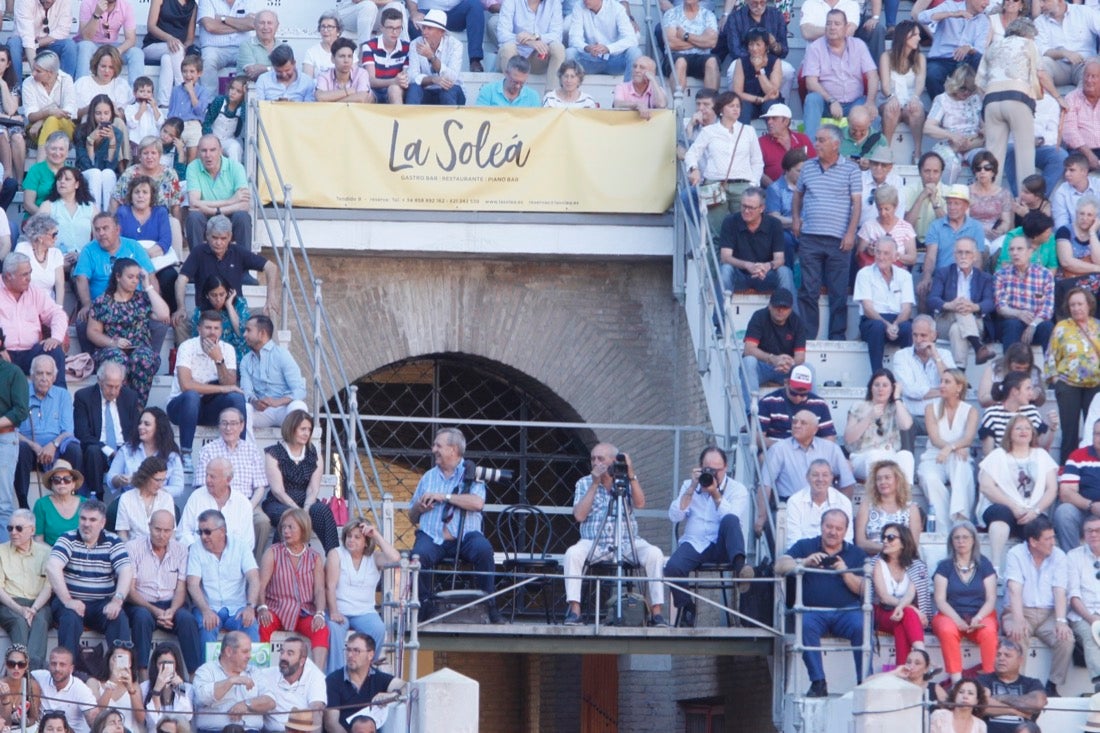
top-left (219, 420), bottom-right (241, 427)
top-left (46, 231), bottom-right (58, 238)
top-left (197, 528), bottom-right (220, 536)
top-left (6, 525), bottom-right (24, 533)
top-left (874, 417), bottom-right (885, 437)
top-left (5, 660), bottom-right (26, 670)
top-left (52, 475), bottom-right (73, 484)
top-left (882, 533), bottom-right (899, 543)
top-left (319, 23), bottom-right (339, 29)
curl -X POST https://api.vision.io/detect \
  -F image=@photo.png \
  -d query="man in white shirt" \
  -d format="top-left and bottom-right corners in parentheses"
top-left (1067, 514), bottom-right (1100, 692)
top-left (179, 457), bottom-right (257, 553)
top-left (891, 315), bottom-right (956, 444)
top-left (197, 0), bottom-right (258, 90)
top-left (664, 446), bottom-right (751, 628)
top-left (1035, 0), bottom-right (1100, 88)
top-left (1003, 515), bottom-right (1073, 696)
top-left (784, 459), bottom-right (854, 549)
top-left (406, 10), bottom-right (466, 105)
top-left (255, 636), bottom-right (327, 732)
top-left (853, 237), bottom-right (915, 372)
top-left (566, 0), bottom-right (641, 80)
top-left (860, 147), bottom-right (905, 224)
top-left (30, 647), bottom-right (96, 733)
top-left (192, 631), bottom-right (271, 731)
top-left (166, 311), bottom-right (246, 467)
top-left (8, 0), bottom-right (77, 84)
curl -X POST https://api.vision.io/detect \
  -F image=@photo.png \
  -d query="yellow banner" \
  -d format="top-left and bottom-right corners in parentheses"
top-left (256, 102), bottom-right (675, 214)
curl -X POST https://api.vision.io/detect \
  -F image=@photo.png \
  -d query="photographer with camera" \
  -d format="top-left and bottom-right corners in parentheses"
top-left (562, 443), bottom-right (667, 627)
top-left (775, 508), bottom-right (868, 698)
top-left (664, 446), bottom-right (752, 628)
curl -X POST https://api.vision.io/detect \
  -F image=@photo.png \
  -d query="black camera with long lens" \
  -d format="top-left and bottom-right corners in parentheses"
top-left (609, 453), bottom-right (631, 495)
top-left (698, 467), bottom-right (716, 488)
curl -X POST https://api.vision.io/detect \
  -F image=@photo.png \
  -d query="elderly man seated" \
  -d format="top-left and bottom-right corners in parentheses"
top-left (994, 233), bottom-right (1055, 350)
top-left (762, 408), bottom-right (855, 507)
top-left (406, 10), bottom-right (467, 106)
top-left (928, 236), bottom-right (996, 366)
top-left (184, 445), bottom-right (267, 562)
top-left (784, 460), bottom-right (854, 549)
top-left (854, 237), bottom-right (914, 372)
top-left (0, 509), bottom-right (52, 670)
top-left (236, 9), bottom-right (279, 82)
top-left (475, 55), bottom-right (539, 107)
top-left (184, 136), bottom-right (252, 253)
top-left (197, 0), bottom-right (256, 90)
top-left (0, 253), bottom-right (67, 385)
top-left (612, 56), bottom-right (668, 120)
top-left (193, 631), bottom-right (271, 730)
top-left (187, 507), bottom-right (261, 644)
top-left (840, 107), bottom-right (885, 168)
top-left (719, 186), bottom-right (794, 297)
top-left (15, 355), bottom-right (81, 510)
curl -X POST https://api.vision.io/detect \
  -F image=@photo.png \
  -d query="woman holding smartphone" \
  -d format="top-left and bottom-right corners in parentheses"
top-left (140, 644), bottom-right (193, 733)
top-left (87, 645), bottom-right (144, 733)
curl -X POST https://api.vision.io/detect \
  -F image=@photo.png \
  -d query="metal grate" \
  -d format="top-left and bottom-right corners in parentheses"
top-left (352, 354), bottom-right (596, 552)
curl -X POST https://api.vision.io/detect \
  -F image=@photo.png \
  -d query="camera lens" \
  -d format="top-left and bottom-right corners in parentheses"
top-left (698, 471), bottom-right (715, 488)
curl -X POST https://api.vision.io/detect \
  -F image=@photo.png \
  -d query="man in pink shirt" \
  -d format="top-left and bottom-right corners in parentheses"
top-left (612, 56), bottom-right (668, 120)
top-left (75, 0), bottom-right (144, 85)
top-left (0, 253), bottom-right (68, 386)
top-left (1063, 58), bottom-right (1100, 172)
top-left (801, 9), bottom-right (878, 139)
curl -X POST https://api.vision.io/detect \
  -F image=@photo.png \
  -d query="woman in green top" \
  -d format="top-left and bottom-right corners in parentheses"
top-left (33, 460), bottom-right (85, 545)
top-left (21, 132), bottom-right (70, 218)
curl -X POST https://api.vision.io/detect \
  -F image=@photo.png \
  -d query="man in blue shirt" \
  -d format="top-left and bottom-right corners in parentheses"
top-left (239, 315), bottom-right (307, 435)
top-left (917, 185), bottom-right (986, 305)
top-left (407, 428), bottom-right (500, 623)
top-left (1054, 420), bottom-right (1100, 551)
top-left (72, 212), bottom-right (161, 354)
top-left (664, 446), bottom-right (749, 628)
top-left (917, 0), bottom-right (991, 99)
top-left (776, 508), bottom-right (868, 697)
top-left (15, 355), bottom-right (80, 510)
top-left (475, 55), bottom-right (539, 107)
top-left (254, 44), bottom-right (317, 102)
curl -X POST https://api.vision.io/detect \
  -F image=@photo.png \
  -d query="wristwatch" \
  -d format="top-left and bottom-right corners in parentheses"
top-left (220, 14), bottom-right (227, 22)
top-left (445, 493), bottom-right (453, 503)
top-left (113, 592), bottom-right (124, 601)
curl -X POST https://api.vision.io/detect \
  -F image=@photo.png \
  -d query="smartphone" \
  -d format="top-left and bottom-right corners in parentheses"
top-left (161, 660), bottom-right (175, 676)
top-left (115, 654), bottom-right (131, 670)
top-left (820, 555), bottom-right (839, 568)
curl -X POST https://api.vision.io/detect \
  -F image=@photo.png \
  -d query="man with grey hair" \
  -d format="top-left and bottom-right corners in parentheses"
top-left (854, 236), bottom-right (914, 372)
top-left (793, 124), bottom-right (862, 341)
top-left (891, 314), bottom-right (956, 442)
top-left (192, 630), bottom-right (270, 729)
top-left (73, 361), bottom-right (140, 499)
top-left (236, 9), bottom-right (279, 81)
top-left (187, 510), bottom-right (261, 645)
top-left (762, 409), bottom-right (856, 506)
top-left (173, 212), bottom-right (280, 344)
top-left (784, 459), bottom-right (854, 549)
top-left (1036, 0), bottom-right (1100, 96)
top-left (15, 354), bottom-right (80, 509)
top-left (0, 507), bottom-right (51, 668)
top-left (408, 427), bottom-right (500, 623)
top-left (1062, 58), bottom-right (1100, 171)
top-left (718, 186), bottom-right (794, 296)
top-left (180, 455), bottom-right (258, 553)
top-left (0, 252), bottom-right (67, 384)
top-left (562, 441), bottom-right (667, 626)
top-left (928, 235), bottom-right (996, 366)
top-left (976, 637), bottom-right (1048, 731)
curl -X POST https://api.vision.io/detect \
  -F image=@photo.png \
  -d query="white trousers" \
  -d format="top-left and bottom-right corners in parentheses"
top-left (564, 537), bottom-right (665, 606)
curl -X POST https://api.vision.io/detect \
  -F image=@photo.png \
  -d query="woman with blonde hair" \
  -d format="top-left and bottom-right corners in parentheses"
top-left (919, 367), bottom-right (979, 525)
top-left (855, 459), bottom-right (923, 555)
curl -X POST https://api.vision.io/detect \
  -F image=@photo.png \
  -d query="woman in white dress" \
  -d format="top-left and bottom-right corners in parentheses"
top-left (878, 20), bottom-right (926, 162)
top-left (114, 456), bottom-right (175, 541)
top-left (325, 518), bottom-right (401, 673)
top-left (919, 368), bottom-right (979, 525)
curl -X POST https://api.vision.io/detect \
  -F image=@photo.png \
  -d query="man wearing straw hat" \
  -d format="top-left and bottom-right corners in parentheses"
top-left (406, 10), bottom-right (466, 106)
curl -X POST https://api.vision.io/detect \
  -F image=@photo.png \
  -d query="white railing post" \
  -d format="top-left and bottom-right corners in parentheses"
top-left (347, 384), bottom-right (361, 510)
top-left (312, 280), bottom-right (323, 420)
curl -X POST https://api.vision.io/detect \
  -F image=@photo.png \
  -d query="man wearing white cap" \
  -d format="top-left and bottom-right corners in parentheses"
top-left (758, 103), bottom-right (815, 186)
top-left (917, 184), bottom-right (985, 303)
top-left (408, 0), bottom-right (485, 72)
top-left (406, 9), bottom-right (466, 105)
top-left (756, 364), bottom-right (837, 446)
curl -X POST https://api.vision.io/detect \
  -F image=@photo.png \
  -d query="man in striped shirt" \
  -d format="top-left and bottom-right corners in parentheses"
top-left (362, 8), bottom-right (411, 104)
top-left (45, 499), bottom-right (133, 657)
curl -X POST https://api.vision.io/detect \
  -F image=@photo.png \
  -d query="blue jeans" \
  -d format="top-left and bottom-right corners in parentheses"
top-left (52, 596), bottom-right (131, 657)
top-left (803, 94), bottom-right (866, 139)
top-left (193, 606), bottom-right (260, 646)
top-left (8, 37), bottom-right (77, 85)
top-left (76, 41), bottom-right (145, 86)
top-left (406, 84), bottom-right (467, 106)
top-left (801, 608), bottom-right (865, 683)
top-left (926, 54), bottom-right (981, 100)
top-left (127, 599), bottom-right (203, 676)
top-left (664, 515), bottom-right (745, 609)
top-left (565, 47), bottom-right (643, 81)
top-left (859, 314), bottom-right (913, 372)
top-left (418, 0), bottom-right (485, 59)
top-left (742, 355), bottom-right (788, 400)
top-left (721, 263), bottom-right (795, 298)
top-left (326, 611), bottom-right (386, 674)
top-left (0, 433), bottom-right (15, 543)
top-left (998, 317), bottom-right (1053, 352)
top-left (1003, 143), bottom-right (1067, 198)
top-left (166, 390), bottom-right (247, 454)
top-left (411, 529), bottom-right (497, 613)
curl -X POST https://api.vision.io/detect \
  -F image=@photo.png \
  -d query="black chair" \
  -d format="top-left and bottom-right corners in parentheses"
top-left (498, 504), bottom-right (560, 623)
top-left (671, 524), bottom-right (737, 628)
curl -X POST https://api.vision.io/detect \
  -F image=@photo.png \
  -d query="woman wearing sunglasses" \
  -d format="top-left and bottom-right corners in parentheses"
top-left (0, 644), bottom-right (41, 733)
top-left (978, 414), bottom-right (1058, 570)
top-left (33, 460), bottom-right (84, 546)
top-left (869, 523), bottom-right (930, 668)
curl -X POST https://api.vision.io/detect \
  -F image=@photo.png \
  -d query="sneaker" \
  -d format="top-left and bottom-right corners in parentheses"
top-left (469, 59), bottom-right (484, 72)
top-left (806, 680), bottom-right (828, 698)
top-left (563, 610), bottom-right (584, 626)
top-left (1045, 680), bottom-right (1060, 697)
top-left (679, 604), bottom-right (697, 628)
top-left (649, 613), bottom-right (669, 627)
top-left (182, 452), bottom-right (193, 473)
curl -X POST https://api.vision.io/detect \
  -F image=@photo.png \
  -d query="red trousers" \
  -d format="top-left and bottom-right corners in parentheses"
top-left (259, 611), bottom-right (331, 650)
top-left (874, 604), bottom-right (926, 665)
top-left (931, 612), bottom-right (998, 675)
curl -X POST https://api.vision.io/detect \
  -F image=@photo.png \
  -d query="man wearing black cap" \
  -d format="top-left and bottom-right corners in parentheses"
top-left (718, 186), bottom-right (795, 297)
top-left (742, 288), bottom-right (806, 397)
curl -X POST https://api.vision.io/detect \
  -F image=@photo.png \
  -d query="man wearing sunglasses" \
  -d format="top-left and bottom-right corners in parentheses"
top-left (757, 364), bottom-right (836, 447)
top-left (0, 508), bottom-right (51, 669)
top-left (1002, 515), bottom-right (1072, 697)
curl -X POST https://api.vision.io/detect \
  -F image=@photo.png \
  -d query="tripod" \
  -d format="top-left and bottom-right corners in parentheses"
top-left (584, 470), bottom-right (642, 625)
